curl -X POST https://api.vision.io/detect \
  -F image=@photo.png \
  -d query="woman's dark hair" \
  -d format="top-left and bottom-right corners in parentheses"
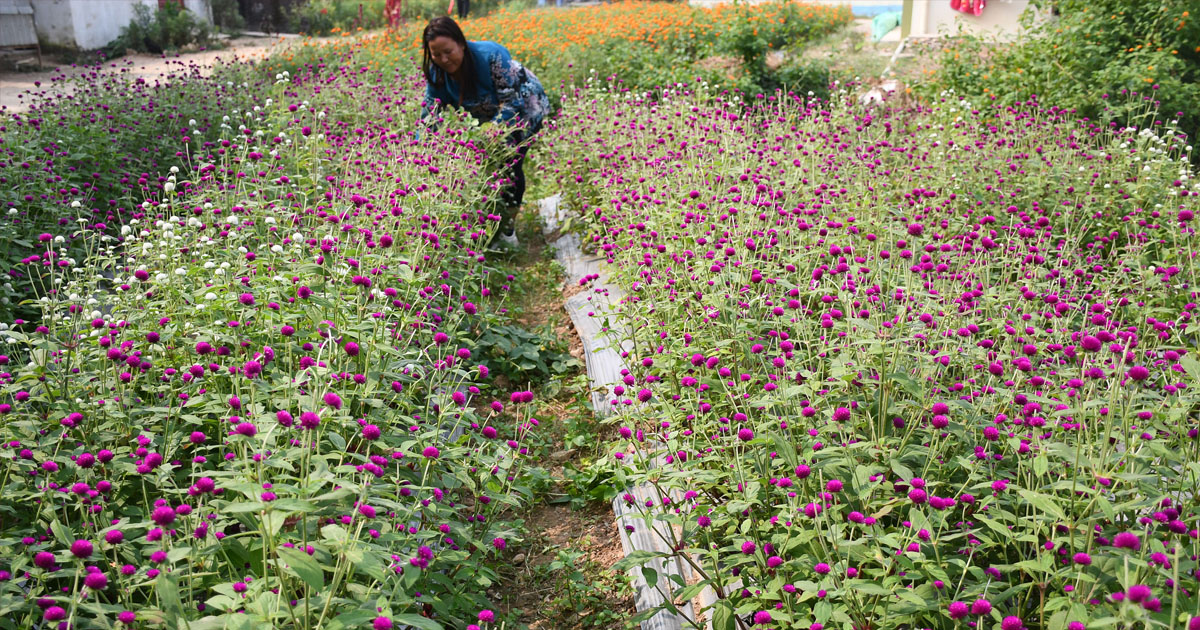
top-left (422, 17), bottom-right (477, 104)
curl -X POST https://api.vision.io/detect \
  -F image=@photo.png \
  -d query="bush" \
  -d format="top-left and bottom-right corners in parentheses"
top-left (285, 0), bottom-right (387, 35)
top-left (103, 2), bottom-right (212, 56)
top-left (933, 0), bottom-right (1199, 150)
top-left (212, 0), bottom-right (247, 31)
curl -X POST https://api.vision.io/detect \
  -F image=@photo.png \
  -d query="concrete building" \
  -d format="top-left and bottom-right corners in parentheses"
top-left (31, 0), bottom-right (212, 50)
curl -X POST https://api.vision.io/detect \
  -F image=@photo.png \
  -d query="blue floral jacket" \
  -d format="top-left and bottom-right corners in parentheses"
top-left (421, 40), bottom-right (550, 144)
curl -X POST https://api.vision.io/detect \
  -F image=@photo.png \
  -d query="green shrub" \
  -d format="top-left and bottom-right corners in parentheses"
top-left (933, 0), bottom-right (1199, 149)
top-left (212, 0), bottom-right (247, 31)
top-left (286, 0), bottom-right (387, 35)
top-left (103, 2), bottom-right (212, 56)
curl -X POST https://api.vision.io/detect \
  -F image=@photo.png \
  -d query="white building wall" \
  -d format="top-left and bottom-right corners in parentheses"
top-left (69, 0), bottom-right (154, 49)
top-left (29, 0), bottom-right (74, 47)
top-left (914, 0), bottom-right (1039, 40)
top-left (32, 0), bottom-right (211, 49)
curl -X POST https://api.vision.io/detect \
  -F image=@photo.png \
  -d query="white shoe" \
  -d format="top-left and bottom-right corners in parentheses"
top-left (498, 229), bottom-right (519, 248)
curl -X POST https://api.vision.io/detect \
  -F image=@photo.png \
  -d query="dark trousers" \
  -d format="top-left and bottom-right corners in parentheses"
top-left (457, 0), bottom-right (469, 18)
top-left (498, 145), bottom-right (527, 235)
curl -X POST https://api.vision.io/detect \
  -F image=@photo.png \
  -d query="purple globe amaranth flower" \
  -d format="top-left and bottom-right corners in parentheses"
top-left (33, 551), bottom-right (55, 569)
top-left (344, 341), bottom-right (360, 356)
top-left (948, 601), bottom-right (968, 619)
top-left (1127, 365), bottom-right (1150, 381)
top-left (362, 424), bottom-right (381, 440)
top-left (151, 506), bottom-right (176, 526)
top-left (741, 540), bottom-right (756, 554)
top-left (1072, 552), bottom-right (1092, 565)
top-left (1113, 531), bottom-right (1141, 550)
top-left (737, 428), bottom-right (754, 441)
top-left (70, 539), bottom-right (94, 559)
top-left (1001, 616), bottom-right (1024, 630)
top-left (323, 392), bottom-right (343, 410)
top-left (971, 599), bottom-right (992, 615)
top-left (478, 610), bottom-right (495, 623)
top-left (422, 446), bottom-right (440, 459)
top-left (299, 412), bottom-right (321, 430)
top-left (84, 571), bottom-right (108, 590)
top-left (374, 618), bottom-right (393, 630)
top-left (813, 562), bottom-right (831, 575)
top-left (753, 611), bottom-right (772, 625)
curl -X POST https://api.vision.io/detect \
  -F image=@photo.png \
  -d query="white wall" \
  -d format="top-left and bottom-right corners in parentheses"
top-left (32, 0), bottom-right (211, 50)
top-left (69, 0), bottom-right (154, 49)
top-left (913, 0), bottom-right (1043, 40)
top-left (30, 0), bottom-right (75, 47)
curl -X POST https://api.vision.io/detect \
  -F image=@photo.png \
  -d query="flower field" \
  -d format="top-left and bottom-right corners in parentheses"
top-left (0, 57), bottom-right (546, 629)
top-left (0, 0), bottom-right (1198, 628)
top-left (265, 0), bottom-right (851, 100)
top-left (543, 83), bottom-right (1200, 629)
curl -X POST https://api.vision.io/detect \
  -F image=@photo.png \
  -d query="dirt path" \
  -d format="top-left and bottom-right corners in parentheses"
top-left (0, 34), bottom-right (313, 115)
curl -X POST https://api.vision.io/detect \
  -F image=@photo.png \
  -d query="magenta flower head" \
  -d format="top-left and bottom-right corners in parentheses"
top-left (1001, 616), bottom-right (1024, 630)
top-left (344, 341), bottom-right (360, 356)
top-left (970, 599), bottom-right (992, 615)
top-left (243, 360), bottom-right (262, 378)
top-left (738, 428), bottom-right (755, 442)
top-left (70, 539), bottom-right (94, 559)
top-left (813, 562), bottom-right (831, 575)
top-left (84, 571), bottom-right (108, 590)
top-left (422, 446), bottom-right (440, 459)
top-left (118, 611), bottom-right (136, 624)
top-left (741, 540), bottom-right (756, 554)
top-left (492, 537), bottom-right (506, 550)
top-left (44, 607), bottom-right (67, 622)
top-left (753, 611), bottom-right (772, 625)
top-left (1068, 623), bottom-right (1086, 630)
top-left (276, 410), bottom-right (294, 427)
top-left (299, 412), bottom-right (321, 430)
top-left (151, 506), bottom-right (177, 526)
top-left (1072, 552), bottom-right (1092, 565)
top-left (832, 407), bottom-right (851, 422)
top-left (238, 293), bottom-right (255, 306)
top-left (362, 424), bottom-right (381, 440)
top-left (373, 617), bottom-right (393, 630)
top-left (1113, 531), bottom-right (1141, 550)
top-left (637, 388), bottom-right (652, 402)
top-left (948, 601), bottom-right (968, 619)
top-left (358, 504), bottom-right (376, 519)
top-left (1127, 366), bottom-right (1150, 381)
top-left (323, 392), bottom-right (343, 410)
top-left (478, 610), bottom-right (495, 623)
top-left (33, 551), bottom-right (55, 569)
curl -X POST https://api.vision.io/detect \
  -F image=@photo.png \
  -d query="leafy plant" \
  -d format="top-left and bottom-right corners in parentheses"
top-left (103, 2), bottom-right (212, 56)
top-left (932, 0), bottom-right (1200, 153)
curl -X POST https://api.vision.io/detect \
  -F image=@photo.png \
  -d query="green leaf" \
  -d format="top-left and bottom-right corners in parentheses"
top-left (642, 566), bottom-right (659, 586)
top-left (391, 614), bottom-right (444, 630)
top-left (1018, 489), bottom-right (1067, 520)
top-left (711, 600), bottom-right (736, 630)
top-left (276, 546), bottom-right (324, 591)
top-left (157, 572), bottom-right (185, 630)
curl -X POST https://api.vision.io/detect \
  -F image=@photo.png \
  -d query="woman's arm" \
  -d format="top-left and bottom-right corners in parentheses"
top-left (486, 45), bottom-right (528, 130)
